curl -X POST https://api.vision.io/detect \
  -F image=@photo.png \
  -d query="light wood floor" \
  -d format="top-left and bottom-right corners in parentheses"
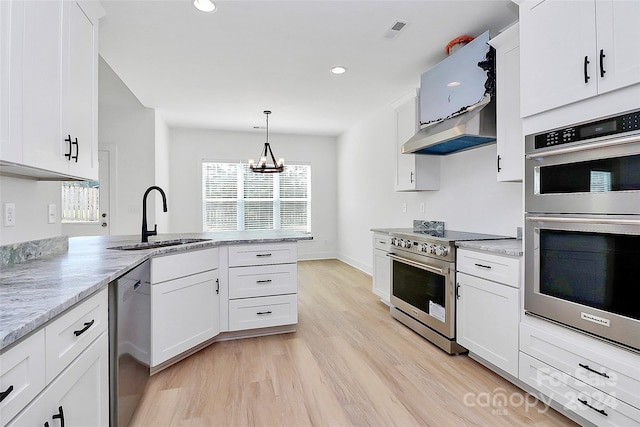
top-left (130, 259), bottom-right (577, 427)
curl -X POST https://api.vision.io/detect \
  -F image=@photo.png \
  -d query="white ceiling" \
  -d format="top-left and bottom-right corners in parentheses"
top-left (98, 0), bottom-right (518, 137)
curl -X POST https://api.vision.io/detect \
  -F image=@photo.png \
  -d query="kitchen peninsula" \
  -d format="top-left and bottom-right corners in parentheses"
top-left (0, 230), bottom-right (312, 350)
top-left (0, 231), bottom-right (311, 426)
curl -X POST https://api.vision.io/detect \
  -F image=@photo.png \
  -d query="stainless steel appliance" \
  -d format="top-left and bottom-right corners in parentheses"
top-left (524, 108), bottom-right (640, 352)
top-left (109, 260), bottom-right (151, 426)
top-left (402, 30), bottom-right (496, 155)
top-left (388, 227), bottom-right (507, 354)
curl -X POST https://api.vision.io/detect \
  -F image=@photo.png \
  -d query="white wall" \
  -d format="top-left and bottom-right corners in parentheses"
top-left (0, 176), bottom-right (61, 244)
top-left (337, 104), bottom-right (523, 273)
top-left (168, 127), bottom-right (338, 260)
top-left (154, 112), bottom-right (170, 232)
top-left (98, 57), bottom-right (157, 236)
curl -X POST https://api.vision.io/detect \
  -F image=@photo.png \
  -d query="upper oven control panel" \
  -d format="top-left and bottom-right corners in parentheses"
top-left (534, 109), bottom-right (640, 150)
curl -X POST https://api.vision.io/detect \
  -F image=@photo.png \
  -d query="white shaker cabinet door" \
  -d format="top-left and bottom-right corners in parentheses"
top-left (519, 0), bottom-right (597, 117)
top-left (151, 270), bottom-right (220, 367)
top-left (456, 272), bottom-right (519, 377)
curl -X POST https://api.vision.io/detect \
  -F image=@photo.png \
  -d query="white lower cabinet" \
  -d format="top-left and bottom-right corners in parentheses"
top-left (1, 289), bottom-right (108, 426)
top-left (8, 332), bottom-right (109, 427)
top-left (455, 248), bottom-right (521, 377)
top-left (150, 248), bottom-right (220, 368)
top-left (228, 243), bottom-right (298, 332)
top-left (371, 233), bottom-right (391, 304)
top-left (519, 319), bottom-right (640, 425)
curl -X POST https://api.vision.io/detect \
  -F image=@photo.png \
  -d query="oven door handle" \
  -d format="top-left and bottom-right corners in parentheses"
top-left (526, 216), bottom-right (640, 226)
top-left (525, 133), bottom-right (640, 160)
top-left (388, 253), bottom-right (445, 275)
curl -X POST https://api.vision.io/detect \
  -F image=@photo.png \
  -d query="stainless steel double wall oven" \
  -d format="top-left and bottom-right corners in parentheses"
top-left (524, 108), bottom-right (640, 352)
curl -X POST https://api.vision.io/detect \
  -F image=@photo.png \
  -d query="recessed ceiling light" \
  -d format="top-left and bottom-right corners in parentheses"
top-left (447, 81), bottom-right (461, 87)
top-left (331, 66), bottom-right (347, 75)
top-left (194, 0), bottom-right (216, 13)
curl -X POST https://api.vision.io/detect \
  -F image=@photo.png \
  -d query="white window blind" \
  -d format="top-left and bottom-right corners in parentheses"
top-left (202, 162), bottom-right (310, 232)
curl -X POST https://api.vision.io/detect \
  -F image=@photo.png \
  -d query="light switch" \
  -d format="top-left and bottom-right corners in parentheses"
top-left (4, 203), bottom-right (15, 226)
top-left (402, 203), bottom-right (407, 213)
top-left (48, 204), bottom-right (57, 224)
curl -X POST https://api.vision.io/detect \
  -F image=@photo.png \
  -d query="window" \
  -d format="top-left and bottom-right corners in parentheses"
top-left (202, 162), bottom-right (311, 232)
top-left (61, 181), bottom-right (100, 223)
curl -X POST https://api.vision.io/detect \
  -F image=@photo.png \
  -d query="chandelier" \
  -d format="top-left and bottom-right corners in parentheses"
top-left (249, 110), bottom-right (284, 173)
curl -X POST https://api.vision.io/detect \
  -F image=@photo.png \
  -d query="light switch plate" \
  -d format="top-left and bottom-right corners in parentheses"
top-left (4, 203), bottom-right (15, 226)
top-left (48, 204), bottom-right (56, 224)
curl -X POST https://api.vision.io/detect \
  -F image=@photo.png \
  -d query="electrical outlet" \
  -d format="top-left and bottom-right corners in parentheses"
top-left (48, 204), bottom-right (57, 224)
top-left (4, 203), bottom-right (16, 226)
top-left (419, 202), bottom-right (425, 213)
top-left (402, 203), bottom-right (407, 213)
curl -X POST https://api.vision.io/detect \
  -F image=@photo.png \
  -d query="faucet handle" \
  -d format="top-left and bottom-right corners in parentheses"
top-left (149, 224), bottom-right (158, 237)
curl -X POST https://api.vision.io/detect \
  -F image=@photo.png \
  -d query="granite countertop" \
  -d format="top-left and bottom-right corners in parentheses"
top-left (456, 239), bottom-right (523, 257)
top-left (0, 230), bottom-right (312, 351)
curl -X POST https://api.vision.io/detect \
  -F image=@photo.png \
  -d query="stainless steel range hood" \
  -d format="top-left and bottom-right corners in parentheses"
top-left (402, 30), bottom-right (496, 155)
top-left (402, 96), bottom-right (496, 155)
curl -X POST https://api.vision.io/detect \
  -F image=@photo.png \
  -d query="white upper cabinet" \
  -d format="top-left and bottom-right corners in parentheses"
top-left (0, 0), bottom-right (103, 181)
top-left (393, 91), bottom-right (439, 191)
top-left (519, 0), bottom-right (640, 117)
top-left (490, 24), bottom-right (523, 182)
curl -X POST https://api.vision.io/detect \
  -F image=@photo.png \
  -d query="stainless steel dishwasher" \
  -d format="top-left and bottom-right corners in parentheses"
top-left (109, 260), bottom-right (151, 427)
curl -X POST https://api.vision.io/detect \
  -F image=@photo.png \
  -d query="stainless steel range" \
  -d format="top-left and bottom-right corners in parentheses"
top-left (388, 223), bottom-right (506, 354)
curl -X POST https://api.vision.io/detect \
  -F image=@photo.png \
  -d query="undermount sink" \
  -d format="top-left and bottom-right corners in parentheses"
top-left (107, 238), bottom-right (211, 251)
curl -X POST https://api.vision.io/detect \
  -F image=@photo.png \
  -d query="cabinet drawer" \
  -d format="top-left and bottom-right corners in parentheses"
top-left (520, 321), bottom-right (640, 410)
top-left (373, 234), bottom-right (390, 251)
top-left (228, 243), bottom-right (297, 267)
top-left (45, 288), bottom-right (107, 383)
top-left (229, 263), bottom-right (297, 299)
top-left (520, 352), bottom-right (640, 426)
top-left (456, 248), bottom-right (520, 287)
top-left (229, 294), bottom-right (298, 331)
top-left (151, 247), bottom-right (218, 284)
top-left (0, 329), bottom-right (46, 426)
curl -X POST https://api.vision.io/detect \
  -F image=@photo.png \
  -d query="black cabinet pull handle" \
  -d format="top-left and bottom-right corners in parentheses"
top-left (52, 406), bottom-right (65, 427)
top-left (257, 311), bottom-right (273, 315)
top-left (256, 253), bottom-right (272, 257)
top-left (410, 171), bottom-right (414, 183)
top-left (256, 279), bottom-right (272, 284)
top-left (216, 278), bottom-right (219, 295)
top-left (474, 263), bottom-right (492, 269)
top-left (497, 155), bottom-right (502, 172)
top-left (584, 56), bottom-right (591, 83)
top-left (71, 138), bottom-right (78, 162)
top-left (44, 422), bottom-right (50, 427)
top-left (578, 363), bottom-right (610, 378)
top-left (64, 135), bottom-right (72, 160)
top-left (599, 49), bottom-right (606, 78)
top-left (0, 385), bottom-right (14, 402)
top-left (578, 398), bottom-right (608, 417)
top-left (73, 319), bottom-right (95, 336)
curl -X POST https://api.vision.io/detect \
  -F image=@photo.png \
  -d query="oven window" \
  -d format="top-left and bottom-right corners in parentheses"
top-left (539, 154), bottom-right (640, 194)
top-left (392, 260), bottom-right (445, 314)
top-left (539, 230), bottom-right (640, 320)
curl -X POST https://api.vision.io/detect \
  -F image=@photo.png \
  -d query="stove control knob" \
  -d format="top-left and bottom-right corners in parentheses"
top-left (390, 237), bottom-right (397, 246)
top-left (420, 243), bottom-right (429, 253)
top-left (435, 245), bottom-right (449, 256)
top-left (405, 240), bottom-right (413, 249)
top-left (426, 244), bottom-right (436, 254)
top-left (399, 239), bottom-right (406, 248)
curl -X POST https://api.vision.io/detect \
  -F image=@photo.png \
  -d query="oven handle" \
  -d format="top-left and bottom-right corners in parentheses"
top-left (525, 133), bottom-right (640, 160)
top-left (526, 216), bottom-right (640, 226)
top-left (388, 253), bottom-right (445, 275)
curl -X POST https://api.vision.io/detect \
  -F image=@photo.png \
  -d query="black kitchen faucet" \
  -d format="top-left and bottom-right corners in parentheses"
top-left (141, 186), bottom-right (168, 242)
